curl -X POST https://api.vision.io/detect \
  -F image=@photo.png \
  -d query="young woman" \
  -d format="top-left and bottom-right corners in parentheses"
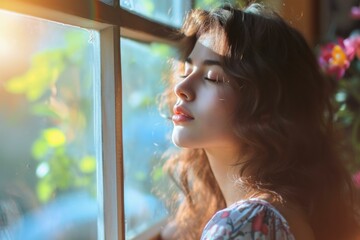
top-left (160, 3), bottom-right (360, 240)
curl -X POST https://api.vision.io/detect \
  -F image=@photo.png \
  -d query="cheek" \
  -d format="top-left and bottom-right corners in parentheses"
top-left (199, 89), bottom-right (238, 122)
top-left (197, 102), bottom-right (236, 137)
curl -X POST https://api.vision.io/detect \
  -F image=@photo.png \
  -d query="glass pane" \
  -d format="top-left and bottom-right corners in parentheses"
top-left (0, 9), bottom-right (101, 240)
top-left (99, 0), bottom-right (114, 6)
top-left (120, 0), bottom-right (191, 27)
top-left (195, 0), bottom-right (283, 10)
top-left (121, 38), bottom-right (174, 238)
top-left (195, 0), bottom-right (241, 9)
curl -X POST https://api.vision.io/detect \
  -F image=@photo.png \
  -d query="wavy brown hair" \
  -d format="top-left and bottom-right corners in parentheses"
top-left (162, 3), bottom-right (360, 240)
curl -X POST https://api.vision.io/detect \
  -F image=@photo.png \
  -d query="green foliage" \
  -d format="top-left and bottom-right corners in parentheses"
top-left (30, 103), bottom-right (62, 119)
top-left (4, 31), bottom-right (87, 102)
top-left (79, 156), bottom-right (96, 173)
top-left (195, 0), bottom-right (245, 9)
top-left (142, 0), bottom-right (155, 14)
top-left (151, 43), bottom-right (173, 58)
top-left (335, 74), bottom-right (360, 171)
top-left (4, 30), bottom-right (97, 203)
top-left (151, 166), bottom-right (163, 182)
top-left (32, 128), bottom-right (96, 202)
top-left (5, 50), bottom-right (65, 101)
top-left (196, 0), bottom-right (227, 9)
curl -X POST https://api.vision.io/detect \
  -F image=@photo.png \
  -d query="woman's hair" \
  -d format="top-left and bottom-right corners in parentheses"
top-left (162, 3), bottom-right (360, 240)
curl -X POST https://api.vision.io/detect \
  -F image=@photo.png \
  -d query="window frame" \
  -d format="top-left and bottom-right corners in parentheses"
top-left (0, 0), bottom-right (181, 239)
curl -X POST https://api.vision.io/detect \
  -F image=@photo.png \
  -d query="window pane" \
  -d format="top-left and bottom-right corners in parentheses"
top-left (121, 38), bottom-right (173, 238)
top-left (195, 0), bottom-right (239, 9)
top-left (120, 0), bottom-right (191, 27)
top-left (195, 0), bottom-right (283, 10)
top-left (99, 0), bottom-right (114, 6)
top-left (0, 10), bottom-right (101, 239)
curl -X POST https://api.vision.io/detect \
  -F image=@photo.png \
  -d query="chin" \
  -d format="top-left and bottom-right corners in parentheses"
top-left (171, 137), bottom-right (185, 148)
top-left (172, 133), bottom-right (192, 148)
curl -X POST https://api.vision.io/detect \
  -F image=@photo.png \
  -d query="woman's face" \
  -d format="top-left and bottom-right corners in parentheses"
top-left (171, 34), bottom-right (239, 149)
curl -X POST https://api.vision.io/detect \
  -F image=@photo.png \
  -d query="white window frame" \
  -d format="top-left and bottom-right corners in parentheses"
top-left (0, 0), bottom-right (180, 239)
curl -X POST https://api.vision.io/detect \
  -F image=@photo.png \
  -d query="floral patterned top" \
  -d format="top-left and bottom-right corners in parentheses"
top-left (201, 198), bottom-right (295, 240)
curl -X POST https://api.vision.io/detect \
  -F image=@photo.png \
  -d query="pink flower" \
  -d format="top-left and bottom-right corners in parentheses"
top-left (353, 171), bottom-right (360, 189)
top-left (344, 34), bottom-right (360, 60)
top-left (351, 6), bottom-right (360, 20)
top-left (318, 39), bottom-right (351, 80)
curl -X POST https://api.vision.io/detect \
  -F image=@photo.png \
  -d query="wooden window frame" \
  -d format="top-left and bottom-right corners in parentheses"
top-left (280, 0), bottom-right (319, 45)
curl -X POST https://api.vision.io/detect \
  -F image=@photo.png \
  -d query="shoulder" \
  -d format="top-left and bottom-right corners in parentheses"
top-left (201, 198), bottom-right (295, 240)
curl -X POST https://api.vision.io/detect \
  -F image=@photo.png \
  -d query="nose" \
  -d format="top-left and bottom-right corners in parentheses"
top-left (174, 76), bottom-right (195, 101)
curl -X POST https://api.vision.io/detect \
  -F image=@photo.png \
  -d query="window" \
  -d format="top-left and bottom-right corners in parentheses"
top-left (0, 8), bottom-right (101, 240)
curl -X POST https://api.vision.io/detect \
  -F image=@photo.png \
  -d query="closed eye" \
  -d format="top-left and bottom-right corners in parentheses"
top-left (204, 77), bottom-right (218, 83)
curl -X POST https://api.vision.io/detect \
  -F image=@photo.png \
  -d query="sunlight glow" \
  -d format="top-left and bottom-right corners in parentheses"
top-left (0, 11), bottom-right (17, 60)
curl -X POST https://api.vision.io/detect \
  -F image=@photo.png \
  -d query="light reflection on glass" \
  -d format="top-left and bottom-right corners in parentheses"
top-left (0, 9), bottom-right (101, 240)
top-left (120, 0), bottom-right (191, 27)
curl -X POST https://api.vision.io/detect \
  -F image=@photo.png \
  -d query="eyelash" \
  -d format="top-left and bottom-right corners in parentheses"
top-left (204, 77), bottom-right (219, 83)
top-left (179, 75), bottom-right (220, 83)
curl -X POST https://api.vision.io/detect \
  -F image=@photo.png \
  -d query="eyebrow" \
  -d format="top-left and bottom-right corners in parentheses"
top-left (185, 57), bottom-right (222, 66)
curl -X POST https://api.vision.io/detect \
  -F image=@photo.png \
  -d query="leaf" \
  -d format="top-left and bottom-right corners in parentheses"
top-left (49, 154), bottom-right (72, 190)
top-left (151, 44), bottom-right (172, 58)
top-left (79, 156), bottom-right (96, 173)
top-left (142, 0), bottom-right (155, 14)
top-left (30, 103), bottom-right (61, 119)
top-left (152, 167), bottom-right (163, 182)
top-left (4, 49), bottom-right (65, 101)
top-left (37, 179), bottom-right (53, 203)
top-left (32, 138), bottom-right (49, 160)
top-left (43, 128), bottom-right (66, 147)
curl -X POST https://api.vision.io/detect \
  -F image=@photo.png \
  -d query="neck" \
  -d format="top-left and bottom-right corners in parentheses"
top-left (205, 147), bottom-right (246, 207)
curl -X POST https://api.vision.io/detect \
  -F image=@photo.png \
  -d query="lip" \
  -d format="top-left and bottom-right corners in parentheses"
top-left (172, 105), bottom-right (194, 124)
